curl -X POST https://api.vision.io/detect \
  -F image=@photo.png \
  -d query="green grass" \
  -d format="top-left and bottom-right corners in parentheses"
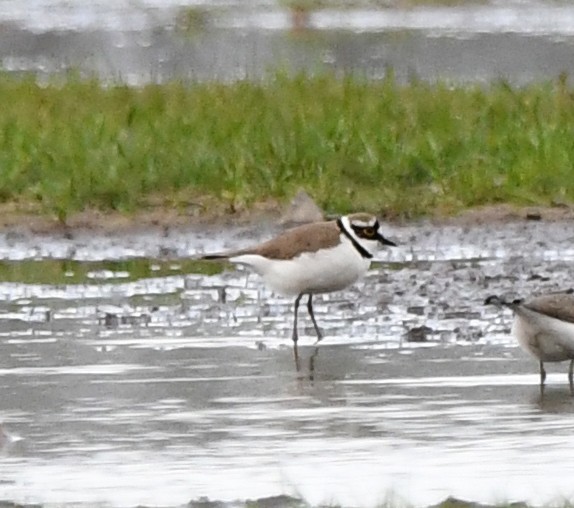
top-left (0, 72), bottom-right (573, 222)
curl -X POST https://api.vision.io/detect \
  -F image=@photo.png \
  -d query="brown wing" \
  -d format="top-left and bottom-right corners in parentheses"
top-left (240, 220), bottom-right (342, 260)
top-left (523, 292), bottom-right (574, 323)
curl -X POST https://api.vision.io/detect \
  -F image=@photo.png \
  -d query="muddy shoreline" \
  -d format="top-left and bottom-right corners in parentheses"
top-left (1, 203), bottom-right (572, 237)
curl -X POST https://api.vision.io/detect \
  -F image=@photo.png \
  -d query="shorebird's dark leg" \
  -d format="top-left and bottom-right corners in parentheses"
top-left (292, 294), bottom-right (303, 370)
top-left (569, 360), bottom-right (574, 395)
top-left (539, 361), bottom-right (546, 395)
top-left (307, 294), bottom-right (323, 342)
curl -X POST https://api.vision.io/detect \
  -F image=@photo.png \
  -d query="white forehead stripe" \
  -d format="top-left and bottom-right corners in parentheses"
top-left (352, 220), bottom-right (376, 227)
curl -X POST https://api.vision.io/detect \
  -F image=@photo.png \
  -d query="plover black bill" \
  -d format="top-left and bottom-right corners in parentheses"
top-left (202, 212), bottom-right (396, 369)
top-left (485, 291), bottom-right (574, 395)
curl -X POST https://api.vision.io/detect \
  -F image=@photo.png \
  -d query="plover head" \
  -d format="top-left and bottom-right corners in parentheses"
top-left (338, 212), bottom-right (396, 259)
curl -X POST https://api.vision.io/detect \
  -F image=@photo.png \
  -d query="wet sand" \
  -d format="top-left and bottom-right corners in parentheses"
top-left (0, 201), bottom-right (572, 237)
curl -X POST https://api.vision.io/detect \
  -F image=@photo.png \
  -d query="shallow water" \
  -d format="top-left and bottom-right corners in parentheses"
top-left (3, 0), bottom-right (574, 83)
top-left (1, 219), bottom-right (574, 506)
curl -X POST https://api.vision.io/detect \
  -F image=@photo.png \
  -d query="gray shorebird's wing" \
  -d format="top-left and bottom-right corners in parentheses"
top-left (522, 292), bottom-right (574, 324)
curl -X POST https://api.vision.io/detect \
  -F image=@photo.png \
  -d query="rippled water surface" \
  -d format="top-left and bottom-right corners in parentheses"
top-left (3, 0), bottom-right (574, 83)
top-left (1, 219), bottom-right (574, 506)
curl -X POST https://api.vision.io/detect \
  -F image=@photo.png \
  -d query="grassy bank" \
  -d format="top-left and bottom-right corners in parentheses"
top-left (1, 72), bottom-right (572, 222)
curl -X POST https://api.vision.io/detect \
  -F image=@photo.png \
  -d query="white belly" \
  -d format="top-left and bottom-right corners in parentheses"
top-left (229, 239), bottom-right (371, 297)
top-left (512, 310), bottom-right (574, 362)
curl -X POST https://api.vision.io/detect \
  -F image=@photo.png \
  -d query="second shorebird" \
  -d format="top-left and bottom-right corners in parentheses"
top-left (202, 212), bottom-right (396, 369)
top-left (485, 291), bottom-right (574, 394)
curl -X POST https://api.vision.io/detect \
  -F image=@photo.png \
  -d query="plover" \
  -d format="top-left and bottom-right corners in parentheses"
top-left (202, 212), bottom-right (396, 368)
top-left (485, 291), bottom-right (574, 394)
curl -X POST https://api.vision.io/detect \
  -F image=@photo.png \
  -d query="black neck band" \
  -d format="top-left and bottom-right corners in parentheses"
top-left (337, 218), bottom-right (373, 259)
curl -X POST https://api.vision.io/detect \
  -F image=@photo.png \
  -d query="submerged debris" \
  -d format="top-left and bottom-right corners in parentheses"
top-left (405, 325), bottom-right (434, 342)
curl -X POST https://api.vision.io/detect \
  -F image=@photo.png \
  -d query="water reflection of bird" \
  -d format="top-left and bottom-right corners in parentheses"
top-left (0, 423), bottom-right (16, 449)
top-left (202, 213), bottom-right (396, 370)
top-left (485, 291), bottom-right (574, 395)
